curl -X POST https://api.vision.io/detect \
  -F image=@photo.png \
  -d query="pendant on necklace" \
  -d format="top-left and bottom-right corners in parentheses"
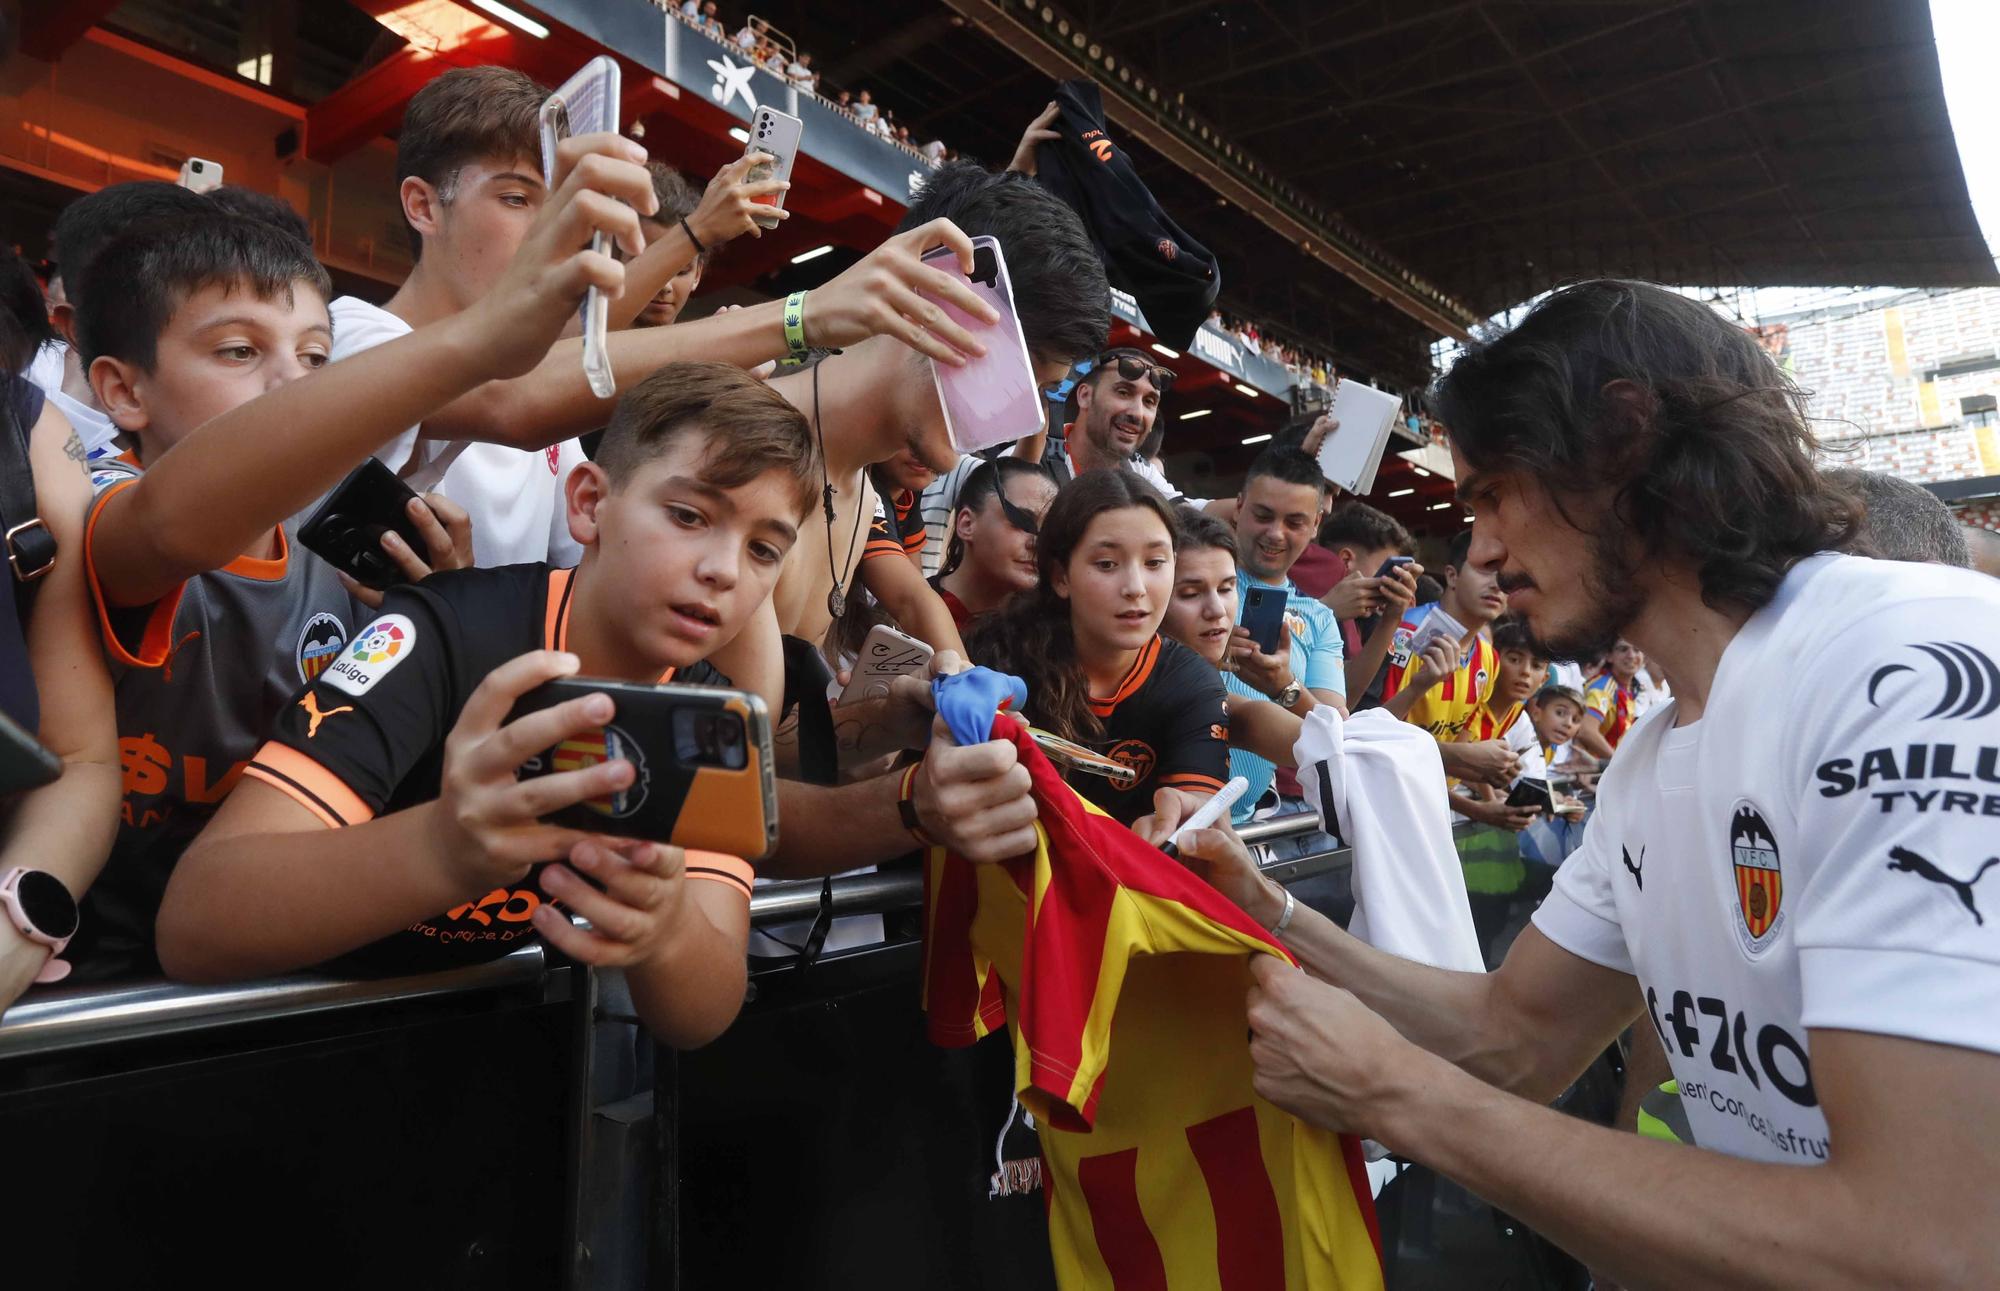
top-left (827, 586), bottom-right (846, 620)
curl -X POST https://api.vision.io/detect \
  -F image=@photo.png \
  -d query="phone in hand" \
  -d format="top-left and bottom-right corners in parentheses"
top-left (837, 624), bottom-right (934, 706)
top-left (1241, 584), bottom-right (1289, 655)
top-left (1374, 554), bottom-right (1416, 579)
top-left (178, 157), bottom-right (223, 193)
top-left (744, 106), bottom-right (802, 230)
top-left (0, 709), bottom-right (61, 796)
top-left (510, 679), bottom-right (778, 861)
top-left (919, 236), bottom-right (1042, 454)
top-left (539, 55), bottom-right (621, 399)
top-left (298, 459), bottom-right (429, 591)
top-left (1503, 777), bottom-right (1554, 816)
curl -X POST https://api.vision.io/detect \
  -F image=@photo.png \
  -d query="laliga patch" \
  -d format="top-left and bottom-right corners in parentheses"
top-left (295, 611), bottom-right (349, 683)
top-left (1728, 800), bottom-right (1786, 957)
top-left (324, 614), bottom-right (415, 697)
top-left (547, 723), bottom-right (649, 818)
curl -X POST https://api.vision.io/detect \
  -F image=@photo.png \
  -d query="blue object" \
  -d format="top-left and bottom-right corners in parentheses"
top-left (932, 667), bottom-right (1028, 746)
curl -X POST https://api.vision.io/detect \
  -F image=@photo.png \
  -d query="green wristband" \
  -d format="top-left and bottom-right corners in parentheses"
top-left (783, 290), bottom-right (810, 362)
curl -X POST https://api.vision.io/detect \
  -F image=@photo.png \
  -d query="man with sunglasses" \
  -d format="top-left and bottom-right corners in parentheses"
top-left (1046, 347), bottom-right (1194, 503)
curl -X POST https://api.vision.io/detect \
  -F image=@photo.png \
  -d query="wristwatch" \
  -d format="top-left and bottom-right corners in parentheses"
top-left (1273, 679), bottom-right (1304, 709)
top-left (0, 867), bottom-right (78, 984)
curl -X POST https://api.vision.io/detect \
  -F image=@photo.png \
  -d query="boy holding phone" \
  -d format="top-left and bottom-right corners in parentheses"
top-left (162, 364), bottom-right (812, 1047)
top-left (68, 135), bottom-right (657, 978)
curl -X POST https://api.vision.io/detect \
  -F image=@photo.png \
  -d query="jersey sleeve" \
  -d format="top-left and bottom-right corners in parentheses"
top-left (1153, 646), bottom-right (1229, 796)
top-left (1296, 600), bottom-right (1347, 697)
top-left (1786, 602), bottom-right (2000, 1056)
top-left (1529, 782), bottom-right (1636, 974)
top-left (1584, 678), bottom-right (1614, 719)
top-left (244, 589), bottom-right (458, 827)
top-left (1379, 607), bottom-right (1424, 703)
top-left (81, 469), bottom-right (184, 667)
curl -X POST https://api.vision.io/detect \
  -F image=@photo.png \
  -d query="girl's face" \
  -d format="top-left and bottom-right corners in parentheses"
top-left (1163, 546), bottom-right (1238, 667)
top-left (1052, 505), bottom-right (1174, 658)
top-left (958, 472), bottom-right (1057, 592)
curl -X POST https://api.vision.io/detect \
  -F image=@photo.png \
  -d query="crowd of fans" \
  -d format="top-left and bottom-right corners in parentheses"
top-left (1210, 307), bottom-right (1339, 392)
top-left (670, 1), bottom-right (953, 164)
top-left (3, 49), bottom-right (1999, 1290)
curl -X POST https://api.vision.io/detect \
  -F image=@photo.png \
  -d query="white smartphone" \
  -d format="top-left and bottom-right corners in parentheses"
top-left (745, 106), bottom-right (802, 230)
top-left (178, 157), bottom-right (223, 193)
top-left (539, 55), bottom-right (621, 399)
top-left (919, 236), bottom-right (1042, 455)
top-left (837, 624), bottom-right (934, 706)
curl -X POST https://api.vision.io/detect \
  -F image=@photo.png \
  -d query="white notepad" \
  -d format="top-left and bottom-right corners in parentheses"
top-left (1316, 379), bottom-right (1402, 494)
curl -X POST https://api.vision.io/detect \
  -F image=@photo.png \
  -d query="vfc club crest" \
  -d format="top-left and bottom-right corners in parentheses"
top-left (1729, 801), bottom-right (1785, 956)
top-left (552, 724), bottom-right (648, 818)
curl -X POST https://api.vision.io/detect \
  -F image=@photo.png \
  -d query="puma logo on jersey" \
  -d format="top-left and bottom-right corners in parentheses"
top-left (1622, 844), bottom-right (1644, 891)
top-left (1886, 846), bottom-right (1999, 926)
top-left (299, 693), bottom-right (354, 738)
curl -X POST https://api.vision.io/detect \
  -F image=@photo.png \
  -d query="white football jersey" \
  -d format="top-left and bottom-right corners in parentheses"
top-left (1533, 552), bottom-right (2000, 1165)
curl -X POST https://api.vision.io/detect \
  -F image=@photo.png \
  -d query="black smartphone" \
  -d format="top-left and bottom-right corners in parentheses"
top-left (298, 459), bottom-right (429, 591)
top-left (509, 679), bottom-right (778, 861)
top-left (1374, 554), bottom-right (1416, 579)
top-left (1241, 584), bottom-right (1288, 655)
top-left (1504, 777), bottom-right (1554, 816)
top-left (0, 709), bottom-right (61, 796)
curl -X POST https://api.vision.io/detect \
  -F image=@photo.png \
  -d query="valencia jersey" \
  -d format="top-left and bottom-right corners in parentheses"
top-left (75, 456), bottom-right (363, 976)
top-left (244, 563), bottom-right (744, 976)
top-left (1382, 605), bottom-right (1498, 742)
top-left (862, 487), bottom-right (926, 565)
top-left (1039, 635), bottom-right (1227, 825)
top-left (1583, 672), bottom-right (1636, 749)
top-left (922, 724), bottom-right (1384, 1290)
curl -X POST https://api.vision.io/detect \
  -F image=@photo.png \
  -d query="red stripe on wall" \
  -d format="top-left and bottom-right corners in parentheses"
top-left (1186, 1106), bottom-right (1285, 1291)
top-left (1077, 1147), bottom-right (1169, 1291)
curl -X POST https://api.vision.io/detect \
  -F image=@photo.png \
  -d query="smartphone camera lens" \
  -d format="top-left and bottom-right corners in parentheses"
top-left (672, 709), bottom-right (748, 770)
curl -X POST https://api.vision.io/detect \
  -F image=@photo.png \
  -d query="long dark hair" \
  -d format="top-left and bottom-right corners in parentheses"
top-left (1434, 279), bottom-right (1862, 615)
top-left (968, 470), bottom-right (1179, 744)
top-left (937, 456), bottom-right (1053, 579)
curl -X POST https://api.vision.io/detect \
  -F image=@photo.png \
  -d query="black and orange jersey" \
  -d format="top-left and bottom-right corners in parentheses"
top-left (1035, 634), bottom-right (1226, 825)
top-left (73, 455), bottom-right (363, 977)
top-left (862, 487), bottom-right (925, 564)
top-left (244, 563), bottom-right (741, 976)
top-left (922, 723), bottom-right (1384, 1289)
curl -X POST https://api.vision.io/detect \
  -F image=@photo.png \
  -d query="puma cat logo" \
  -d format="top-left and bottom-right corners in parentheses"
top-left (1886, 846), bottom-right (1999, 926)
top-left (299, 692), bottom-right (354, 738)
top-left (1622, 844), bottom-right (1644, 891)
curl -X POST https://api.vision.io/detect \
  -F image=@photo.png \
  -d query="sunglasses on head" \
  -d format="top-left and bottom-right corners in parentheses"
top-left (993, 486), bottom-right (1040, 537)
top-left (1095, 350), bottom-right (1176, 395)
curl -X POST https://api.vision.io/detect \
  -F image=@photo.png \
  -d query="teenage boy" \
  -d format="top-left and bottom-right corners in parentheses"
top-left (1217, 446), bottom-right (1346, 822)
top-left (1380, 529), bottom-right (1520, 789)
top-left (319, 66), bottom-right (997, 575)
top-left (1582, 637), bottom-right (1644, 752)
top-left (38, 181), bottom-right (211, 459)
top-left (68, 135), bottom-right (660, 977)
top-left (856, 447), bottom-right (963, 655)
top-left (160, 364), bottom-right (806, 1044)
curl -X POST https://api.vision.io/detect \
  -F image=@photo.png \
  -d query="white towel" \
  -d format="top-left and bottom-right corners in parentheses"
top-left (1292, 706), bottom-right (1484, 972)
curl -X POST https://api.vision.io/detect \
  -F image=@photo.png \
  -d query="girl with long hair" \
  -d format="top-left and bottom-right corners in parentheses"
top-left (931, 457), bottom-right (1057, 631)
top-left (968, 472), bottom-right (1225, 825)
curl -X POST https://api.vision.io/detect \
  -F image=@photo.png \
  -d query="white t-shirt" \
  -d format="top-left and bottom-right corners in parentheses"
top-left (321, 297), bottom-right (585, 568)
top-left (1531, 552), bottom-right (2000, 1165)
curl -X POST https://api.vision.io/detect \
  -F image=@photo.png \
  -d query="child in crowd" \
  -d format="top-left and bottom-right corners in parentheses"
top-left (929, 457), bottom-right (1057, 632)
top-left (1583, 636), bottom-right (1645, 752)
top-left (1451, 617), bottom-right (1549, 833)
top-left (163, 363), bottom-right (812, 1047)
top-left (67, 135), bottom-right (657, 978)
top-left (855, 445), bottom-right (963, 655)
top-left (968, 472), bottom-right (1225, 828)
top-left (1528, 684), bottom-right (1588, 770)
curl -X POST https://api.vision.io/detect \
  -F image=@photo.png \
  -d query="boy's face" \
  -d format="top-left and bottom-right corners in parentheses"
top-left (571, 430), bottom-right (804, 672)
top-left (1339, 544), bottom-right (1396, 580)
top-left (1495, 646), bottom-right (1546, 706)
top-left (417, 155), bottom-right (547, 310)
top-left (95, 278), bottom-right (332, 454)
top-left (1533, 696), bottom-right (1584, 747)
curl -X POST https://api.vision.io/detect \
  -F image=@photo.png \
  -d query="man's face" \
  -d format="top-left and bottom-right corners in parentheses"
top-left (1074, 366), bottom-right (1160, 462)
top-left (1235, 474), bottom-right (1326, 583)
top-left (636, 217), bottom-right (702, 327)
top-left (1442, 554), bottom-right (1507, 627)
top-left (575, 432), bottom-right (803, 672)
top-left (96, 278), bottom-right (331, 455)
top-left (419, 155), bottom-right (546, 310)
top-left (1532, 696), bottom-right (1584, 747)
top-left (1608, 638), bottom-right (1645, 683)
top-left (1495, 646), bottom-right (1546, 706)
top-left (1454, 444), bottom-right (1644, 660)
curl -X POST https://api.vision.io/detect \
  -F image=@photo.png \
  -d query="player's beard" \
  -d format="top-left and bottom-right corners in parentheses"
top-left (1519, 528), bottom-right (1646, 663)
